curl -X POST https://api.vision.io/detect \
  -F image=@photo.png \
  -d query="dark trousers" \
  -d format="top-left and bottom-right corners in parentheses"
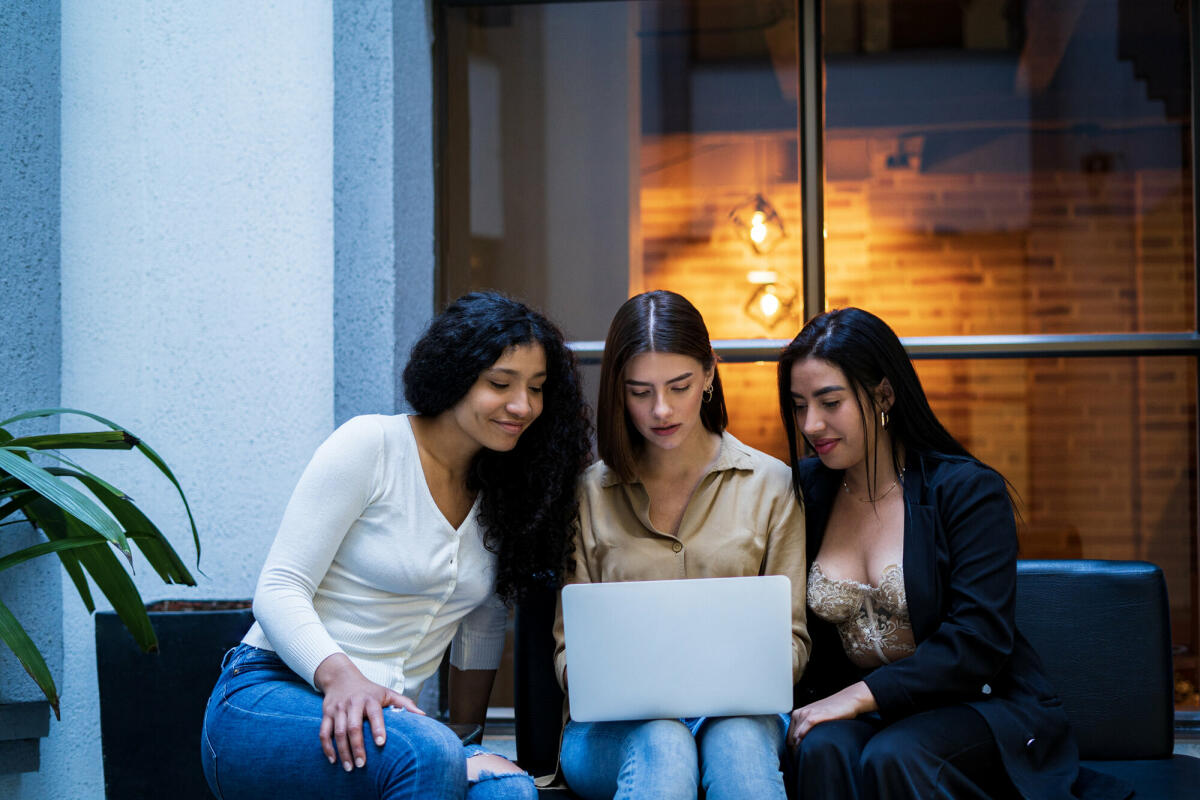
top-left (789, 704), bottom-right (1019, 799)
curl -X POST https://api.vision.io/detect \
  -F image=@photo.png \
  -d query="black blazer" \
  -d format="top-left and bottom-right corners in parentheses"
top-left (795, 451), bottom-right (1090, 799)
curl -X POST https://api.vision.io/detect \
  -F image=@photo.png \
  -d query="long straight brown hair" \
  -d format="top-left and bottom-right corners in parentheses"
top-left (597, 291), bottom-right (728, 482)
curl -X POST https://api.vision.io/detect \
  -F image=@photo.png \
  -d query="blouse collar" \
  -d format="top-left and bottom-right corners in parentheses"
top-left (597, 430), bottom-right (756, 488)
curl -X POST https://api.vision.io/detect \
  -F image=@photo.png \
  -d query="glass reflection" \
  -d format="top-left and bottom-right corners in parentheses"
top-left (822, 0), bottom-right (1194, 335)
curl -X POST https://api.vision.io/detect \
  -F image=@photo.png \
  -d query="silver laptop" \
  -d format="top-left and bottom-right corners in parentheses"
top-left (561, 575), bottom-right (793, 722)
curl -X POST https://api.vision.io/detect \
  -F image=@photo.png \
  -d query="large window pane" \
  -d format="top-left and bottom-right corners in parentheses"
top-left (438, 0), bottom-right (1200, 713)
top-left (442, 1), bottom-right (804, 341)
top-left (823, 0), bottom-right (1194, 334)
top-left (725, 356), bottom-right (1199, 708)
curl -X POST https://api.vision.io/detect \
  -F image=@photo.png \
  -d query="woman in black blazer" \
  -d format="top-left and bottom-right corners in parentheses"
top-left (777, 308), bottom-right (1125, 799)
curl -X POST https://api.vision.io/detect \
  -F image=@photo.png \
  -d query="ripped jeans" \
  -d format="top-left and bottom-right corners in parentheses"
top-left (201, 644), bottom-right (535, 800)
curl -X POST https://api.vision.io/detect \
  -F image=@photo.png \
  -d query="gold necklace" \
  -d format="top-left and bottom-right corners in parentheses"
top-left (842, 469), bottom-right (904, 503)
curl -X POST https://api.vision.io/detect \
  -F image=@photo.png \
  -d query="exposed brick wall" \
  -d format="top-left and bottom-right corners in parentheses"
top-left (638, 158), bottom-right (1196, 696)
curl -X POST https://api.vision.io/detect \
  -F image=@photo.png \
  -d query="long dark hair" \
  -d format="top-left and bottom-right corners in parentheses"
top-left (777, 307), bottom-right (979, 504)
top-left (597, 290), bottom-right (727, 482)
top-left (403, 292), bottom-right (592, 600)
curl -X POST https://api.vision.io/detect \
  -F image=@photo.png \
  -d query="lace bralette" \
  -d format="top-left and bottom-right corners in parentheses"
top-left (807, 561), bottom-right (916, 669)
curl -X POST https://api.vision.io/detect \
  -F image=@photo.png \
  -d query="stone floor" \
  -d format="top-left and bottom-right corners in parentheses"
top-left (1175, 732), bottom-right (1200, 758)
top-left (482, 731), bottom-right (519, 760)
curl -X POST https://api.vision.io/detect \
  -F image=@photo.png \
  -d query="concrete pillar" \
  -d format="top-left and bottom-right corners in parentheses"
top-left (32, 3), bottom-right (334, 796)
top-left (0, 0), bottom-right (62, 779)
top-left (1, 2), bottom-right (436, 795)
top-left (334, 0), bottom-right (436, 422)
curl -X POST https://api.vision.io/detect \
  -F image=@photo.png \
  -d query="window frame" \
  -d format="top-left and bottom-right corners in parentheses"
top-left (434, 0), bottom-right (1200, 725)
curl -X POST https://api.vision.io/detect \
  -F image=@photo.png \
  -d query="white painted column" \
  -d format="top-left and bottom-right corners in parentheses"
top-left (26, 3), bottom-right (334, 797)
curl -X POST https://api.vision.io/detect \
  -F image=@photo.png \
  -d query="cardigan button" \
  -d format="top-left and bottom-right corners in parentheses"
top-left (672, 542), bottom-right (683, 553)
top-left (981, 684), bottom-right (991, 695)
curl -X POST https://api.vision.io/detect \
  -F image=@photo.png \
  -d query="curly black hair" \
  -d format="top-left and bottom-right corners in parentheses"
top-left (403, 292), bottom-right (592, 602)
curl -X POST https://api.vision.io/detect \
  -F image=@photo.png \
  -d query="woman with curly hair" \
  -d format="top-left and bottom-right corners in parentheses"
top-left (201, 292), bottom-right (591, 800)
top-left (551, 290), bottom-right (809, 800)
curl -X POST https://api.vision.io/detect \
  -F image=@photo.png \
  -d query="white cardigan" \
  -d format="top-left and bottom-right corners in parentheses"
top-left (242, 414), bottom-right (508, 696)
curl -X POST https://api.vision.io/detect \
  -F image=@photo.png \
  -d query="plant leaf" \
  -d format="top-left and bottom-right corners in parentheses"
top-left (0, 492), bottom-right (37, 522)
top-left (0, 533), bottom-right (116, 573)
top-left (5, 447), bottom-right (128, 500)
top-left (1, 408), bottom-right (200, 566)
top-left (57, 513), bottom-right (159, 652)
top-left (73, 474), bottom-right (195, 586)
top-left (0, 448), bottom-right (130, 556)
top-left (24, 499), bottom-right (97, 611)
top-left (23, 467), bottom-right (194, 585)
top-left (4, 430), bottom-right (137, 451)
top-left (0, 475), bottom-right (26, 493)
top-left (0, 597), bottom-right (60, 718)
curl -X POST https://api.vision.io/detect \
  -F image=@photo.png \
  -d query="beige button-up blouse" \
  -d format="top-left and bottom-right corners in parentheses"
top-left (552, 432), bottom-right (811, 688)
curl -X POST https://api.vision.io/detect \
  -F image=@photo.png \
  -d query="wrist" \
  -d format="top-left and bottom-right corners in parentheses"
top-left (851, 681), bottom-right (878, 714)
top-left (314, 652), bottom-right (358, 691)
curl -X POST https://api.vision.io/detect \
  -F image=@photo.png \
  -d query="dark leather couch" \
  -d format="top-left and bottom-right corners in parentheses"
top-left (514, 560), bottom-right (1200, 798)
top-left (95, 607), bottom-right (480, 799)
top-left (1015, 560), bottom-right (1200, 798)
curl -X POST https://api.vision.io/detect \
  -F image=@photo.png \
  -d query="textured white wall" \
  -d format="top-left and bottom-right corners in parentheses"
top-left (9, 3), bottom-right (334, 797)
top-left (0, 0), bottom-right (63, 717)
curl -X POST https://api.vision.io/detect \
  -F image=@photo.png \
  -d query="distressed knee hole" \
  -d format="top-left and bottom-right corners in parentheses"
top-left (466, 753), bottom-right (528, 782)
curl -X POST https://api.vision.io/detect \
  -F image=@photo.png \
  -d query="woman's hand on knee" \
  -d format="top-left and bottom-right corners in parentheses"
top-left (315, 653), bottom-right (425, 771)
top-left (787, 681), bottom-right (877, 749)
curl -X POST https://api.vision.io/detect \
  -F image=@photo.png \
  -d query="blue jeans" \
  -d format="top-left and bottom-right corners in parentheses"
top-left (201, 644), bottom-right (534, 800)
top-left (559, 714), bottom-right (787, 800)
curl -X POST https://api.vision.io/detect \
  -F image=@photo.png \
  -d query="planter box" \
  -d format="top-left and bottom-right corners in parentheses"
top-left (0, 701), bottom-right (50, 774)
top-left (95, 603), bottom-right (252, 800)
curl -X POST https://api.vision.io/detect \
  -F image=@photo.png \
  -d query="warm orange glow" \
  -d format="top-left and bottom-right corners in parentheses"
top-left (750, 211), bottom-right (768, 244)
top-left (758, 289), bottom-right (781, 317)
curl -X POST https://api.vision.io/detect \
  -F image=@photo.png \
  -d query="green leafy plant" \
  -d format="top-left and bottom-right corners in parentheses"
top-left (0, 407), bottom-right (199, 718)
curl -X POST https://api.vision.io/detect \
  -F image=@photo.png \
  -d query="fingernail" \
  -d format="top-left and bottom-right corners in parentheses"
top-left (355, 757), bottom-right (364, 768)
top-left (328, 755), bottom-right (335, 764)
top-left (343, 761), bottom-right (352, 772)
top-left (375, 735), bottom-right (385, 746)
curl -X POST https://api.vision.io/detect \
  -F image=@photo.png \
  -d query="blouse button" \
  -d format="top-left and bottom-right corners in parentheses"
top-left (672, 542), bottom-right (683, 553)
top-left (981, 684), bottom-right (991, 695)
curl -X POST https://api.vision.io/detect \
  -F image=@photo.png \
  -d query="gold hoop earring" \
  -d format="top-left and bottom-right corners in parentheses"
top-left (881, 409), bottom-right (890, 429)
top-left (704, 384), bottom-right (714, 403)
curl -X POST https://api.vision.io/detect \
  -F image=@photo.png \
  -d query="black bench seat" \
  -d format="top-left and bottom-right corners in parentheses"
top-left (514, 561), bottom-right (1200, 798)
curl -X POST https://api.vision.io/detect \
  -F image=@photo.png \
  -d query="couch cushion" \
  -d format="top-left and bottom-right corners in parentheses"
top-left (1016, 560), bottom-right (1173, 760)
top-left (1081, 756), bottom-right (1200, 800)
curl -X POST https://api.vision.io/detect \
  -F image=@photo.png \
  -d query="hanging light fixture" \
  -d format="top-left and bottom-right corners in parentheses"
top-left (729, 193), bottom-right (786, 255)
top-left (743, 270), bottom-right (798, 332)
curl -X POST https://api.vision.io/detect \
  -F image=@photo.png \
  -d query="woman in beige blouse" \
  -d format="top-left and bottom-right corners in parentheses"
top-left (551, 290), bottom-right (810, 800)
